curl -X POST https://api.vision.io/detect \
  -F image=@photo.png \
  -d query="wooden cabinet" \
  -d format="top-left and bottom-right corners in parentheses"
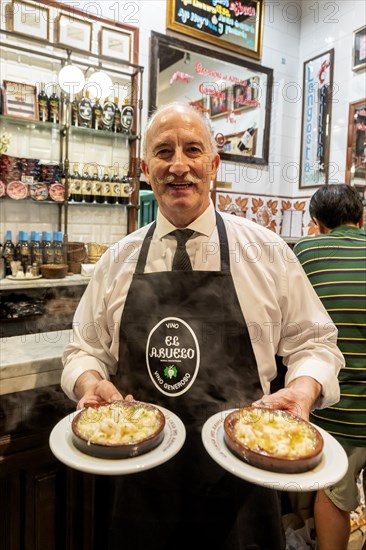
top-left (0, 386), bottom-right (98, 550)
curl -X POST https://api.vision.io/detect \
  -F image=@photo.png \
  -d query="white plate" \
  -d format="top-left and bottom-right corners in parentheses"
top-left (49, 406), bottom-right (186, 475)
top-left (6, 275), bottom-right (42, 280)
top-left (201, 411), bottom-right (348, 492)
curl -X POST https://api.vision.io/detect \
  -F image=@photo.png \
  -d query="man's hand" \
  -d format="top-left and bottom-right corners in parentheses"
top-left (252, 376), bottom-right (322, 420)
top-left (74, 370), bottom-right (133, 410)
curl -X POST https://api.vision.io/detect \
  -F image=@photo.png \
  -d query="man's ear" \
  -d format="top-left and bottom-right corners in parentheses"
top-left (316, 220), bottom-right (331, 234)
top-left (141, 159), bottom-right (151, 186)
top-left (358, 214), bottom-right (364, 228)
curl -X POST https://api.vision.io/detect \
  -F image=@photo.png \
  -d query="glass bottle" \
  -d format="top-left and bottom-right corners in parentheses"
top-left (38, 82), bottom-right (49, 123)
top-left (53, 231), bottom-right (64, 264)
top-left (121, 99), bottom-right (134, 135)
top-left (92, 97), bottom-right (103, 131)
top-left (79, 90), bottom-right (93, 128)
top-left (16, 231), bottom-right (30, 273)
top-left (119, 169), bottom-right (129, 205)
top-left (48, 84), bottom-right (60, 124)
top-left (41, 231), bottom-right (54, 264)
top-left (113, 97), bottom-right (122, 133)
top-left (102, 166), bottom-right (115, 204)
top-left (102, 97), bottom-right (115, 132)
top-left (2, 229), bottom-right (15, 276)
top-left (237, 122), bottom-right (257, 152)
top-left (71, 93), bottom-right (80, 127)
top-left (70, 163), bottom-right (83, 203)
top-left (30, 231), bottom-right (42, 267)
top-left (82, 164), bottom-right (94, 203)
top-left (92, 165), bottom-right (104, 204)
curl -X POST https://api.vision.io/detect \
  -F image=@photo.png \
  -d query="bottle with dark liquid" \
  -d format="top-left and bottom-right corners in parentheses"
top-left (102, 97), bottom-right (115, 132)
top-left (102, 166), bottom-right (115, 204)
top-left (92, 165), bottom-right (105, 204)
top-left (92, 97), bottom-right (103, 131)
top-left (71, 94), bottom-right (80, 127)
top-left (119, 169), bottom-right (129, 205)
top-left (41, 231), bottom-right (54, 265)
top-left (79, 91), bottom-right (92, 128)
top-left (2, 229), bottom-right (15, 276)
top-left (113, 98), bottom-right (122, 133)
top-left (48, 84), bottom-right (60, 124)
top-left (70, 162), bottom-right (83, 202)
top-left (53, 231), bottom-right (65, 264)
top-left (237, 122), bottom-right (257, 152)
top-left (121, 99), bottom-right (134, 136)
top-left (82, 164), bottom-right (94, 203)
top-left (30, 231), bottom-right (42, 267)
top-left (38, 82), bottom-right (49, 123)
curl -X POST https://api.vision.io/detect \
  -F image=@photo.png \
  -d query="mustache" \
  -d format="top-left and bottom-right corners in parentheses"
top-left (154, 174), bottom-right (201, 185)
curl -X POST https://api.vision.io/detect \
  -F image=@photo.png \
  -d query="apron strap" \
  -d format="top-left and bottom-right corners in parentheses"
top-left (135, 221), bottom-right (156, 274)
top-left (135, 212), bottom-right (230, 273)
top-left (215, 211), bottom-right (230, 272)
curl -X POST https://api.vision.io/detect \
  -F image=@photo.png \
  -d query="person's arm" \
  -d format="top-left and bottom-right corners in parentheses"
top-left (73, 370), bottom-right (132, 410)
top-left (253, 376), bottom-right (322, 420)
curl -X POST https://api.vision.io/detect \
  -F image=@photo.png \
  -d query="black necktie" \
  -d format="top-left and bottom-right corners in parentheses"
top-left (170, 229), bottom-right (194, 271)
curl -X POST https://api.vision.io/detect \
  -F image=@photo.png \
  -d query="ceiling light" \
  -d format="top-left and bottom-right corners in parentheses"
top-left (85, 70), bottom-right (114, 100)
top-left (58, 63), bottom-right (85, 95)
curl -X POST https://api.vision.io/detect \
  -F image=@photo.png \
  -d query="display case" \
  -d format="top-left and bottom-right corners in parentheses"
top-left (0, 9), bottom-right (143, 240)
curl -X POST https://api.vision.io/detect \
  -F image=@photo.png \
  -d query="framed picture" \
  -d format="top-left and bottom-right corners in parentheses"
top-left (299, 49), bottom-right (334, 188)
top-left (353, 25), bottom-right (366, 72)
top-left (3, 80), bottom-right (38, 120)
top-left (345, 98), bottom-right (366, 185)
top-left (99, 26), bottom-right (132, 62)
top-left (149, 32), bottom-right (273, 165)
top-left (9, 0), bottom-right (49, 41)
top-left (57, 13), bottom-right (93, 51)
top-left (210, 90), bottom-right (228, 119)
top-left (166, 0), bottom-right (264, 60)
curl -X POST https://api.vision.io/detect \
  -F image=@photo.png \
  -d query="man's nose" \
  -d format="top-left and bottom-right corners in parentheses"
top-left (169, 150), bottom-right (189, 175)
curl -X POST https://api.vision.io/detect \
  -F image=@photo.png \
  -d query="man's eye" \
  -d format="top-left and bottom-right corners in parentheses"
top-left (188, 147), bottom-right (202, 154)
top-left (156, 149), bottom-right (171, 157)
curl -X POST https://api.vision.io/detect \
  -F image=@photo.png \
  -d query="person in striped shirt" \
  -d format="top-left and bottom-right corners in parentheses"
top-left (294, 184), bottom-right (366, 550)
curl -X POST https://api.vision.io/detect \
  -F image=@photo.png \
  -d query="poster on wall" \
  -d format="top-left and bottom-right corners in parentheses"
top-left (299, 49), bottom-right (334, 189)
top-left (166, 0), bottom-right (264, 60)
top-left (345, 98), bottom-right (366, 185)
top-left (149, 32), bottom-right (273, 165)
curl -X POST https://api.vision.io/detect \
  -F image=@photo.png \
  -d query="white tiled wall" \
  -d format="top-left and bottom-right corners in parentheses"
top-left (1, 0), bottom-right (365, 245)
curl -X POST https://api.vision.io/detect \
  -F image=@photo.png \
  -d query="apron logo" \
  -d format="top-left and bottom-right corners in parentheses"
top-left (146, 317), bottom-right (200, 396)
top-left (164, 365), bottom-right (178, 379)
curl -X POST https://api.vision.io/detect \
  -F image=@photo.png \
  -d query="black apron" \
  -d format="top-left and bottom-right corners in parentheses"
top-left (109, 212), bottom-right (284, 550)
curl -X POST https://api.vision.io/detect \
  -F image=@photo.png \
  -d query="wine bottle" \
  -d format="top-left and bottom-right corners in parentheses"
top-left (113, 97), bottom-right (122, 133)
top-left (38, 82), bottom-right (49, 123)
top-left (48, 84), bottom-right (60, 124)
top-left (102, 166), bottom-right (115, 204)
top-left (102, 97), bottom-right (115, 132)
top-left (2, 230), bottom-right (15, 276)
top-left (121, 99), bottom-right (134, 135)
top-left (92, 165), bottom-right (105, 204)
top-left (79, 91), bottom-right (92, 128)
top-left (82, 164), bottom-right (94, 203)
top-left (119, 170), bottom-right (129, 205)
top-left (70, 162), bottom-right (83, 202)
top-left (92, 97), bottom-right (103, 131)
top-left (71, 94), bottom-right (80, 127)
top-left (237, 122), bottom-right (257, 152)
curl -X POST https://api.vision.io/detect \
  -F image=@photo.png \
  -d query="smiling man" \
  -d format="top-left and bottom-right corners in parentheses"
top-left (62, 103), bottom-right (343, 550)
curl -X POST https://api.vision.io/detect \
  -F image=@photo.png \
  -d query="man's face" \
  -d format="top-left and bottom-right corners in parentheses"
top-left (142, 106), bottom-right (220, 227)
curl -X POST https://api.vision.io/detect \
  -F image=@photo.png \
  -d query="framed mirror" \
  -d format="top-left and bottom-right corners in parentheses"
top-left (148, 32), bottom-right (273, 165)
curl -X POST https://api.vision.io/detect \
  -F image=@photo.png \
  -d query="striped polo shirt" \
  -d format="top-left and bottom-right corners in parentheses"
top-left (294, 226), bottom-right (366, 447)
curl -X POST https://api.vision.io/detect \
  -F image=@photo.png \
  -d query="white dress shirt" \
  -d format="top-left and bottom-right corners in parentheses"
top-left (62, 202), bottom-right (343, 405)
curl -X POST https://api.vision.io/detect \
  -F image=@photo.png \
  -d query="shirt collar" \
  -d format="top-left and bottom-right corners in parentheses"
top-left (156, 200), bottom-right (217, 239)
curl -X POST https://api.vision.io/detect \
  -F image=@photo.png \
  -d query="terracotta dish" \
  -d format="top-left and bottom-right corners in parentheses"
top-left (72, 400), bottom-right (166, 459)
top-left (40, 263), bottom-right (68, 279)
top-left (224, 407), bottom-right (323, 473)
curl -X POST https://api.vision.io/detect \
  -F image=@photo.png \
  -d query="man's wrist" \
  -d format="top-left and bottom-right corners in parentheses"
top-left (73, 370), bottom-right (104, 399)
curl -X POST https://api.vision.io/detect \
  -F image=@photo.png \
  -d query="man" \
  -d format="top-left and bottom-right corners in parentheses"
top-left (62, 103), bottom-right (343, 550)
top-left (294, 184), bottom-right (366, 550)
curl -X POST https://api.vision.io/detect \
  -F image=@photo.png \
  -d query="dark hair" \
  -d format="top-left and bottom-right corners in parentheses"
top-left (309, 184), bottom-right (363, 229)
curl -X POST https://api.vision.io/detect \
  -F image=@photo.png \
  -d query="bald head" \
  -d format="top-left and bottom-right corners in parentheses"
top-left (143, 102), bottom-right (217, 159)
